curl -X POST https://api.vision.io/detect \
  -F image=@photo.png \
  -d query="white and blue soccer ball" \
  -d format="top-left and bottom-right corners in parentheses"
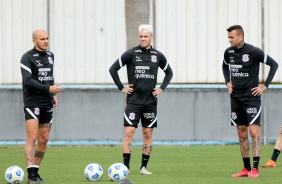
top-left (5, 166), bottom-right (24, 184)
top-left (108, 163), bottom-right (128, 182)
top-left (84, 163), bottom-right (103, 181)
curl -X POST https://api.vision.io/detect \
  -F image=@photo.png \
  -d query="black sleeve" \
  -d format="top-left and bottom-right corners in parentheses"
top-left (253, 48), bottom-right (278, 87)
top-left (264, 55), bottom-right (278, 87)
top-left (222, 50), bottom-right (230, 84)
top-left (159, 53), bottom-right (173, 91)
top-left (109, 50), bottom-right (132, 91)
top-left (20, 54), bottom-right (50, 92)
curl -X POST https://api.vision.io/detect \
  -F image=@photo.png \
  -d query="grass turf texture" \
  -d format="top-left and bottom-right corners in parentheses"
top-left (0, 145), bottom-right (281, 184)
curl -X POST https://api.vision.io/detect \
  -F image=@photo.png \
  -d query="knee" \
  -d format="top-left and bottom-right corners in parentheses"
top-left (38, 135), bottom-right (49, 145)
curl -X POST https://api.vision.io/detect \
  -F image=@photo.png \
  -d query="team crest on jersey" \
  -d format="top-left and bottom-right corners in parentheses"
top-left (151, 55), bottom-right (157, 63)
top-left (231, 112), bottom-right (237, 120)
top-left (34, 108), bottom-right (40, 115)
top-left (242, 54), bottom-right (249, 62)
top-left (129, 112), bottom-right (135, 120)
top-left (48, 57), bottom-right (54, 64)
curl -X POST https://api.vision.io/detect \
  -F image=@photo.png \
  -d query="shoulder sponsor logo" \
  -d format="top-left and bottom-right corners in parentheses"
top-left (242, 54), bottom-right (249, 62)
top-left (33, 53), bottom-right (39, 57)
top-left (136, 56), bottom-right (142, 61)
top-left (229, 50), bottom-right (234, 53)
top-left (150, 51), bottom-right (157, 54)
top-left (135, 49), bottom-right (142, 53)
top-left (46, 52), bottom-right (52, 56)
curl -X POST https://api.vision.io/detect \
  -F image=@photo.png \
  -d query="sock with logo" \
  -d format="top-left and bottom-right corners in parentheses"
top-left (140, 154), bottom-right (150, 170)
top-left (27, 166), bottom-right (36, 178)
top-left (271, 149), bottom-right (281, 162)
top-left (243, 157), bottom-right (251, 171)
top-left (253, 157), bottom-right (260, 169)
top-left (123, 153), bottom-right (131, 170)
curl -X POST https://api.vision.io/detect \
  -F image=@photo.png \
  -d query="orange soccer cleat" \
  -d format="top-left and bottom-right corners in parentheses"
top-left (262, 159), bottom-right (276, 168)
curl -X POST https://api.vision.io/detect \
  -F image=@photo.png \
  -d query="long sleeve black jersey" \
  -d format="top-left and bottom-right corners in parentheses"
top-left (222, 43), bottom-right (278, 98)
top-left (20, 48), bottom-right (55, 108)
top-left (109, 45), bottom-right (173, 104)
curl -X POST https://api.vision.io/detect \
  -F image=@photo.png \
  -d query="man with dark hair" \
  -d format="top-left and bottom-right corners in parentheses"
top-left (109, 24), bottom-right (173, 175)
top-left (222, 25), bottom-right (278, 178)
top-left (20, 29), bottom-right (63, 183)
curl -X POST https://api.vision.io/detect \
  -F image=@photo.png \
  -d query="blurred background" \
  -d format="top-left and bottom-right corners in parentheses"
top-left (0, 0), bottom-right (281, 145)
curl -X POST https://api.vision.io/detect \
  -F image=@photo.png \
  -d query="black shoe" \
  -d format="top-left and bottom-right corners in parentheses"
top-left (27, 174), bottom-right (38, 184)
top-left (36, 173), bottom-right (44, 182)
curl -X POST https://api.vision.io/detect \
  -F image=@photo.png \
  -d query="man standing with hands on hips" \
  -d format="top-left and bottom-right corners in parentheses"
top-left (109, 24), bottom-right (173, 175)
top-left (222, 25), bottom-right (278, 178)
top-left (20, 29), bottom-right (63, 183)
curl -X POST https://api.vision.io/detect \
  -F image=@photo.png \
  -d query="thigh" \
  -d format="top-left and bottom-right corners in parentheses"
top-left (141, 103), bottom-right (157, 128)
top-left (124, 104), bottom-right (142, 128)
top-left (230, 97), bottom-right (247, 126)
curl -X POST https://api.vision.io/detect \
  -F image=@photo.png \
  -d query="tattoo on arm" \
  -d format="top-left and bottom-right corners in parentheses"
top-left (142, 144), bottom-right (152, 155)
top-left (35, 150), bottom-right (45, 159)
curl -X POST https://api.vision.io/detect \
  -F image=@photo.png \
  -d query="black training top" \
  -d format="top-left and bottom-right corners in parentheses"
top-left (20, 47), bottom-right (55, 108)
top-left (109, 45), bottom-right (173, 104)
top-left (222, 43), bottom-right (278, 98)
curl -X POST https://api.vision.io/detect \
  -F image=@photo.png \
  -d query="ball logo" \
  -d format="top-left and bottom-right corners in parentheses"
top-left (242, 54), bottom-right (249, 62)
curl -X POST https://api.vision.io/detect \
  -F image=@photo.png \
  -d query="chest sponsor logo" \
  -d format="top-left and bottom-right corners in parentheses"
top-left (38, 68), bottom-right (53, 82)
top-left (151, 55), bottom-right (157, 63)
top-left (135, 66), bottom-right (154, 79)
top-left (230, 64), bottom-right (249, 78)
top-left (242, 54), bottom-right (249, 62)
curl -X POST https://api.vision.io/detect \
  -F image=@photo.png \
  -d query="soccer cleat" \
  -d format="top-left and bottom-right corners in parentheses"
top-left (262, 159), bottom-right (276, 168)
top-left (139, 167), bottom-right (152, 175)
top-left (27, 176), bottom-right (39, 184)
top-left (36, 173), bottom-right (44, 182)
top-left (249, 168), bottom-right (259, 178)
top-left (231, 168), bottom-right (250, 177)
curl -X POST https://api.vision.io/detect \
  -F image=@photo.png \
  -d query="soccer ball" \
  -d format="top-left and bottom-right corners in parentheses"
top-left (84, 163), bottom-right (103, 181)
top-left (108, 163), bottom-right (128, 182)
top-left (5, 166), bottom-right (24, 184)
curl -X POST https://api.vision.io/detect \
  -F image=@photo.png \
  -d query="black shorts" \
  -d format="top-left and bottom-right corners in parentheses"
top-left (230, 97), bottom-right (261, 126)
top-left (124, 103), bottom-right (157, 128)
top-left (24, 107), bottom-right (53, 124)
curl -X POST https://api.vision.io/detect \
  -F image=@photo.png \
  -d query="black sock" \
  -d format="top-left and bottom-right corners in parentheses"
top-left (253, 157), bottom-right (260, 169)
top-left (140, 154), bottom-right (150, 170)
top-left (123, 153), bottom-right (131, 169)
top-left (271, 149), bottom-right (281, 162)
top-left (243, 157), bottom-right (251, 171)
top-left (27, 167), bottom-right (36, 177)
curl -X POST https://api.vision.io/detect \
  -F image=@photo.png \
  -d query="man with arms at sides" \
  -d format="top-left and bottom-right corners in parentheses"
top-left (20, 29), bottom-right (63, 183)
top-left (222, 25), bottom-right (278, 178)
top-left (262, 126), bottom-right (282, 167)
top-left (109, 24), bottom-right (173, 175)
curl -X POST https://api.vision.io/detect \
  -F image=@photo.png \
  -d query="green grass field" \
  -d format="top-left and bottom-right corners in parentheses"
top-left (0, 145), bottom-right (281, 184)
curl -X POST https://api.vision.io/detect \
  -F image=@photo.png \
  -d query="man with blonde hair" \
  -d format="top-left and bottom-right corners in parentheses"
top-left (109, 24), bottom-right (173, 174)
